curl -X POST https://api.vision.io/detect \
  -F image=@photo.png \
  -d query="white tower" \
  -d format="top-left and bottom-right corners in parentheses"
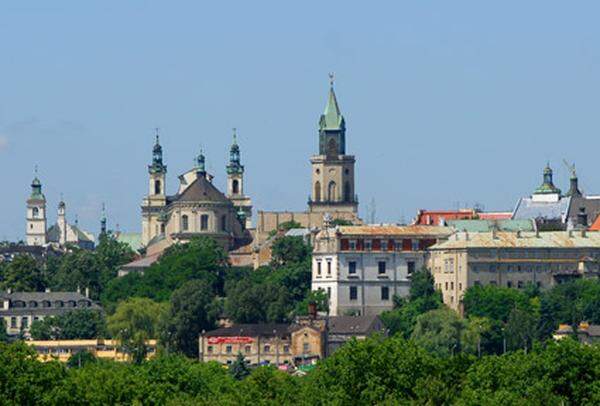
top-left (26, 173), bottom-right (47, 246)
top-left (57, 199), bottom-right (67, 246)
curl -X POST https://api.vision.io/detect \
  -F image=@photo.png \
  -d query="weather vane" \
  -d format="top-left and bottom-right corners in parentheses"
top-left (154, 127), bottom-right (160, 143)
top-left (329, 72), bottom-right (335, 87)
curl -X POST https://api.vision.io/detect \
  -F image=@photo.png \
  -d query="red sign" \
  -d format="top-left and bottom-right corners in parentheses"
top-left (207, 336), bottom-right (254, 344)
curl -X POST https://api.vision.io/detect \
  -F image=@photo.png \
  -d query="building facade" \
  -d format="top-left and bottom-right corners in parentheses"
top-left (428, 230), bottom-right (600, 312)
top-left (311, 225), bottom-right (452, 316)
top-left (28, 339), bottom-right (157, 362)
top-left (140, 133), bottom-right (253, 257)
top-left (0, 290), bottom-right (100, 338)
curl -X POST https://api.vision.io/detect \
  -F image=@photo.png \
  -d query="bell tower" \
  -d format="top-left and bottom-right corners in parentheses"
top-left (142, 130), bottom-right (168, 245)
top-left (226, 128), bottom-right (252, 228)
top-left (309, 75), bottom-right (358, 214)
top-left (26, 168), bottom-right (47, 246)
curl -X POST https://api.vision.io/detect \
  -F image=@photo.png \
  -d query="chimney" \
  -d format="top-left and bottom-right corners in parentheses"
top-left (308, 302), bottom-right (317, 319)
top-left (582, 229), bottom-right (587, 238)
top-left (577, 207), bottom-right (588, 227)
top-left (85, 287), bottom-right (90, 298)
top-left (568, 230), bottom-right (574, 238)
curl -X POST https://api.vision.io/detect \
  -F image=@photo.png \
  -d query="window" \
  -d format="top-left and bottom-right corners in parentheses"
top-left (314, 181), bottom-right (321, 201)
top-left (507, 281), bottom-right (512, 288)
top-left (263, 345), bottom-right (271, 353)
top-left (378, 261), bottom-right (386, 274)
top-left (327, 287), bottom-right (331, 298)
top-left (380, 240), bottom-right (387, 251)
top-left (450, 282), bottom-right (454, 290)
top-left (21, 317), bottom-right (28, 328)
top-left (303, 342), bottom-right (310, 353)
top-left (445, 282), bottom-right (448, 290)
top-left (365, 240), bottom-right (372, 251)
top-left (474, 281), bottom-right (481, 286)
top-left (459, 283), bottom-right (462, 291)
top-left (348, 261), bottom-right (357, 274)
top-left (317, 261), bottom-right (322, 275)
top-left (349, 240), bottom-right (356, 250)
top-left (10, 317), bottom-right (17, 328)
top-left (381, 286), bottom-right (389, 300)
top-left (226, 345), bottom-right (232, 354)
top-left (154, 179), bottom-right (161, 195)
top-left (328, 181), bottom-right (337, 201)
top-left (407, 261), bottom-right (415, 274)
top-left (344, 181), bottom-right (351, 202)
top-left (517, 281), bottom-right (524, 289)
top-left (349, 286), bottom-right (358, 301)
top-left (283, 345), bottom-right (290, 354)
top-left (232, 179), bottom-right (240, 194)
top-left (207, 345), bottom-right (213, 354)
top-left (245, 345), bottom-right (251, 354)
top-left (181, 215), bottom-right (189, 231)
top-left (327, 261), bottom-right (332, 275)
top-left (412, 239), bottom-right (420, 251)
top-left (221, 215), bottom-right (227, 232)
top-left (32, 207), bottom-right (39, 218)
top-left (200, 214), bottom-right (209, 230)
top-left (160, 223), bottom-right (165, 234)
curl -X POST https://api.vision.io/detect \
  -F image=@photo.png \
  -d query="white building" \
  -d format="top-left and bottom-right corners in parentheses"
top-left (311, 225), bottom-right (452, 316)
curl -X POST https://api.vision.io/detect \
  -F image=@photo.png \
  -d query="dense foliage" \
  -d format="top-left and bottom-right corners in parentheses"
top-left (1, 336), bottom-right (599, 405)
top-left (30, 310), bottom-right (107, 340)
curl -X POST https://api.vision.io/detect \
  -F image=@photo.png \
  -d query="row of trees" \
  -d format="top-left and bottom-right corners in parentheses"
top-left (1, 335), bottom-right (599, 404)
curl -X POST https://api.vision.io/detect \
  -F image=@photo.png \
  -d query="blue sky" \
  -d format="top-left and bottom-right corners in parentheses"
top-left (1, 1), bottom-right (600, 240)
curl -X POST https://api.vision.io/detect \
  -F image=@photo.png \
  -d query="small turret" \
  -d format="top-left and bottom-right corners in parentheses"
top-left (195, 148), bottom-right (206, 177)
top-left (149, 132), bottom-right (167, 175)
top-left (534, 163), bottom-right (561, 195)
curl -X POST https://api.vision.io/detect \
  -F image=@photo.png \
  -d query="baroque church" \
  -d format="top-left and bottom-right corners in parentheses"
top-left (141, 131), bottom-right (253, 259)
top-left (25, 174), bottom-right (95, 249)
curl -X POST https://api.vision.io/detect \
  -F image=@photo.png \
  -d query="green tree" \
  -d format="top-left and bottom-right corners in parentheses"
top-left (270, 236), bottom-right (311, 267)
top-left (411, 308), bottom-right (467, 356)
top-left (0, 255), bottom-right (47, 291)
top-left (51, 250), bottom-right (103, 299)
top-left (225, 279), bottom-right (291, 323)
top-left (294, 289), bottom-right (329, 316)
top-left (330, 218), bottom-right (354, 226)
top-left (107, 298), bottom-right (167, 363)
top-left (229, 352), bottom-right (250, 380)
top-left (162, 280), bottom-right (217, 357)
top-left (505, 307), bottom-right (539, 352)
top-left (463, 284), bottom-right (533, 323)
top-left (30, 310), bottom-right (107, 340)
top-left (66, 350), bottom-right (97, 368)
top-left (267, 220), bottom-right (301, 238)
top-left (0, 318), bottom-right (7, 342)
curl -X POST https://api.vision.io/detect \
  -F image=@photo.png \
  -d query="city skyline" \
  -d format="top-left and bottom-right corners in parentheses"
top-left (2, 1), bottom-right (600, 240)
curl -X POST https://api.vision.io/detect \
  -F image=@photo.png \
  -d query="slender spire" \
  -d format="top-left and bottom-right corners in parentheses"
top-left (30, 166), bottom-right (45, 200)
top-left (100, 202), bottom-right (107, 235)
top-left (320, 72), bottom-right (344, 131)
top-left (227, 128), bottom-right (244, 175)
top-left (195, 148), bottom-right (206, 175)
top-left (149, 129), bottom-right (166, 174)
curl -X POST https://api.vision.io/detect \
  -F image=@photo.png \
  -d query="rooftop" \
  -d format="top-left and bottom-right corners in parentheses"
top-left (430, 230), bottom-right (600, 250)
top-left (336, 225), bottom-right (453, 237)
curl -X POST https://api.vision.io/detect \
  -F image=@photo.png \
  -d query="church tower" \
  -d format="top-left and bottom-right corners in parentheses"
top-left (142, 132), bottom-right (168, 245)
top-left (57, 198), bottom-right (67, 246)
top-left (308, 75), bottom-right (358, 214)
top-left (26, 171), bottom-right (47, 246)
top-left (226, 129), bottom-right (252, 228)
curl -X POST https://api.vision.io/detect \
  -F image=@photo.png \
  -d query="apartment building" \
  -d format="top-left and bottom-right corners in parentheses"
top-left (312, 225), bottom-right (452, 316)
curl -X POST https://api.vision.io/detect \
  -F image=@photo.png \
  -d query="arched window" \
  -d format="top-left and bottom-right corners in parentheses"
top-left (221, 215), bottom-right (227, 231)
top-left (232, 179), bottom-right (239, 195)
top-left (344, 181), bottom-right (351, 202)
top-left (181, 215), bottom-right (189, 231)
top-left (328, 181), bottom-right (337, 201)
top-left (160, 223), bottom-right (165, 234)
top-left (32, 207), bottom-right (39, 218)
top-left (154, 179), bottom-right (161, 195)
top-left (314, 181), bottom-right (321, 202)
top-left (200, 214), bottom-right (209, 231)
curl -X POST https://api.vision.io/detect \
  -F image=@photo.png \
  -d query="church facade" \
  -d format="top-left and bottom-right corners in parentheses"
top-left (141, 132), bottom-right (253, 256)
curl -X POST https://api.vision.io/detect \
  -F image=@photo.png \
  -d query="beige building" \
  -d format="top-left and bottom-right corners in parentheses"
top-left (428, 230), bottom-right (600, 312)
top-left (28, 339), bottom-right (158, 362)
top-left (312, 225), bottom-right (452, 316)
top-left (140, 133), bottom-right (253, 260)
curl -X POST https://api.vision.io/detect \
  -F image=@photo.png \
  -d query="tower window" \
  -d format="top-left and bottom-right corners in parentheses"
top-left (314, 181), bottom-right (321, 202)
top-left (154, 179), bottom-right (161, 195)
top-left (381, 286), bottom-right (390, 300)
top-left (221, 215), bottom-right (227, 231)
top-left (181, 215), bottom-right (189, 231)
top-left (349, 286), bottom-right (358, 301)
top-left (344, 181), bottom-right (351, 202)
top-left (232, 179), bottom-right (239, 194)
top-left (32, 207), bottom-right (39, 218)
top-left (200, 214), bottom-right (209, 230)
top-left (328, 181), bottom-right (337, 201)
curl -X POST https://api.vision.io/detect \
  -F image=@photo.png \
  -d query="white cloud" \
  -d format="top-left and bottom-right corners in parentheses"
top-left (0, 136), bottom-right (8, 151)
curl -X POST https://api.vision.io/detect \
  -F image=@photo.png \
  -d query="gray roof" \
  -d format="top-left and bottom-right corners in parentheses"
top-left (171, 176), bottom-right (230, 204)
top-left (513, 196), bottom-right (571, 221)
top-left (328, 315), bottom-right (382, 335)
top-left (0, 291), bottom-right (101, 316)
top-left (285, 228), bottom-right (311, 237)
top-left (205, 323), bottom-right (292, 338)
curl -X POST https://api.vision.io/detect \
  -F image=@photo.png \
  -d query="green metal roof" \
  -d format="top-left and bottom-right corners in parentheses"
top-left (447, 219), bottom-right (535, 233)
top-left (115, 232), bottom-right (143, 252)
top-left (320, 86), bottom-right (344, 130)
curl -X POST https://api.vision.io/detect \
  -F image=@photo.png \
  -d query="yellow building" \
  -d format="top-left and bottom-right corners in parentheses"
top-left (27, 339), bottom-right (158, 363)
